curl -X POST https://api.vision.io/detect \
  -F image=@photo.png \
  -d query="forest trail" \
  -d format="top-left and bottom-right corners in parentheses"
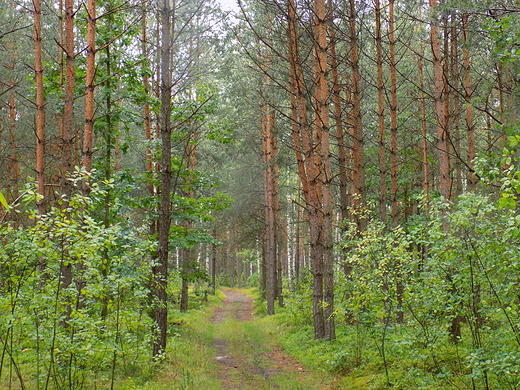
top-left (211, 288), bottom-right (331, 390)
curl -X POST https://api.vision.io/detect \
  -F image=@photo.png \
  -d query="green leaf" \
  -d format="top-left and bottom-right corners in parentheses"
top-left (498, 196), bottom-right (516, 209)
top-left (0, 192), bottom-right (8, 210)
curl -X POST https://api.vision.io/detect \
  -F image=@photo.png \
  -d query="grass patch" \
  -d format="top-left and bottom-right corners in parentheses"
top-left (112, 291), bottom-right (224, 390)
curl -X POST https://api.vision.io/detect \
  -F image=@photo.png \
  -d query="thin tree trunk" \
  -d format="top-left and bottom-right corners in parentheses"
top-left (61, 0), bottom-right (75, 203)
top-left (34, 0), bottom-right (45, 216)
top-left (8, 89), bottom-right (18, 216)
top-left (294, 186), bottom-right (303, 283)
top-left (348, 0), bottom-right (365, 231)
top-left (429, 0), bottom-right (450, 211)
top-left (153, 0), bottom-right (173, 357)
top-left (261, 94), bottom-right (277, 315)
top-left (180, 129), bottom-right (197, 312)
top-left (374, 0), bottom-right (387, 223)
top-left (387, 0), bottom-right (404, 324)
top-left (450, 15), bottom-right (462, 197)
top-left (271, 124), bottom-right (284, 307)
top-left (329, 3), bottom-right (348, 224)
top-left (389, 0), bottom-right (398, 229)
top-left (462, 13), bottom-right (476, 192)
top-left (7, 0), bottom-right (19, 222)
top-left (417, 6), bottom-right (430, 212)
top-left (142, 2), bottom-right (154, 196)
top-left (59, 0), bottom-right (76, 320)
top-left (81, 0), bottom-right (96, 175)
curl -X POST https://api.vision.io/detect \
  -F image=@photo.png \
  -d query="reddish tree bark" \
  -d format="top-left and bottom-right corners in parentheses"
top-left (287, 0), bottom-right (325, 338)
top-left (429, 0), bottom-right (450, 209)
top-left (374, 0), bottom-right (387, 223)
top-left (59, 0), bottom-right (76, 310)
top-left (329, 1), bottom-right (348, 225)
top-left (450, 15), bottom-right (462, 197)
top-left (61, 0), bottom-right (75, 202)
top-left (81, 0), bottom-right (96, 175)
top-left (34, 0), bottom-right (45, 215)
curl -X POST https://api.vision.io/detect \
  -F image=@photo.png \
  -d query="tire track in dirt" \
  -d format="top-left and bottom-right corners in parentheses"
top-left (211, 288), bottom-right (312, 390)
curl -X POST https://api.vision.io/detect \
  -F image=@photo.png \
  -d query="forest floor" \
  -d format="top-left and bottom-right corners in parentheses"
top-left (210, 288), bottom-right (333, 389)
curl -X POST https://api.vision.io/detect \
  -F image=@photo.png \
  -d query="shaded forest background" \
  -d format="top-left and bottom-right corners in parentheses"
top-left (1, 0), bottom-right (520, 388)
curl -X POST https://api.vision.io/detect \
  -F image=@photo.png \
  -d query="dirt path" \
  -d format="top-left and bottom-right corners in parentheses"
top-left (211, 288), bottom-right (327, 390)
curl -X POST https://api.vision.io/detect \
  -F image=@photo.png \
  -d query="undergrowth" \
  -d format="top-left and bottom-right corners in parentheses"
top-left (113, 290), bottom-right (224, 390)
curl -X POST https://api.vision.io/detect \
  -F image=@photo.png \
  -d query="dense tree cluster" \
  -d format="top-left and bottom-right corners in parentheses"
top-left (0, 0), bottom-right (520, 388)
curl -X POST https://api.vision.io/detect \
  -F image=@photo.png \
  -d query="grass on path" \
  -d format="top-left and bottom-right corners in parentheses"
top-left (114, 288), bottom-right (334, 390)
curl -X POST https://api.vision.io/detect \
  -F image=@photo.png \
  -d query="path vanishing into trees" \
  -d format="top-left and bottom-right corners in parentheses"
top-left (211, 288), bottom-right (333, 390)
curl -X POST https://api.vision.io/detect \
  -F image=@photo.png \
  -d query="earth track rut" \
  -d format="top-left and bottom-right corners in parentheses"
top-left (211, 288), bottom-right (310, 390)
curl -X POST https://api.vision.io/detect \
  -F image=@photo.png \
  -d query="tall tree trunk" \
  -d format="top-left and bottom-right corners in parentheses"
top-left (387, 0), bottom-right (404, 324)
top-left (329, 2), bottom-right (348, 225)
top-left (261, 94), bottom-right (277, 315)
top-left (7, 0), bottom-right (19, 222)
top-left (34, 0), bottom-right (45, 216)
top-left (389, 0), bottom-right (398, 229)
top-left (180, 130), bottom-right (197, 312)
top-left (153, 0), bottom-right (173, 357)
top-left (8, 88), bottom-right (18, 216)
top-left (294, 186), bottom-right (303, 283)
top-left (59, 0), bottom-right (76, 320)
top-left (61, 0), bottom-right (75, 203)
top-left (417, 6), bottom-right (430, 212)
top-left (287, 0), bottom-right (325, 338)
top-left (142, 1), bottom-right (154, 196)
top-left (450, 15), bottom-right (462, 197)
top-left (314, 0), bottom-right (335, 340)
top-left (462, 13), bottom-right (476, 192)
top-left (142, 1), bottom-right (160, 315)
top-left (81, 0), bottom-right (96, 175)
top-left (374, 0), bottom-right (387, 223)
top-left (348, 0), bottom-right (365, 231)
top-left (271, 124), bottom-right (284, 307)
top-left (429, 0), bottom-right (450, 213)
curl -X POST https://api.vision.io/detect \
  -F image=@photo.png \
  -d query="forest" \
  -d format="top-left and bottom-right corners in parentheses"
top-left (0, 0), bottom-right (519, 388)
